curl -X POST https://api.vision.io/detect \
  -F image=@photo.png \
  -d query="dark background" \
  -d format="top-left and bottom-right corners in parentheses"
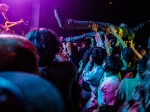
top-left (1, 0), bottom-right (150, 48)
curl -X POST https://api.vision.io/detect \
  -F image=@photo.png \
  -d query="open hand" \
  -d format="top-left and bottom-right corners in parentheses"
top-left (91, 23), bottom-right (98, 32)
top-left (109, 25), bottom-right (116, 34)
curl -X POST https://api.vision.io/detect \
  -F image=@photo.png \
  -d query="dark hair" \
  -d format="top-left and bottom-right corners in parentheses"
top-left (122, 47), bottom-right (135, 63)
top-left (0, 72), bottom-right (64, 112)
top-left (91, 47), bottom-right (107, 66)
top-left (26, 28), bottom-right (60, 67)
top-left (82, 47), bottom-right (94, 68)
top-left (103, 55), bottom-right (123, 74)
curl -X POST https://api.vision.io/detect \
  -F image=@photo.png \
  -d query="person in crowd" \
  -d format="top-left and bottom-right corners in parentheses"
top-left (0, 3), bottom-right (23, 34)
top-left (0, 3), bottom-right (9, 31)
top-left (109, 25), bottom-right (137, 79)
top-left (115, 53), bottom-right (149, 107)
top-left (54, 9), bottom-right (150, 41)
top-left (0, 34), bottom-right (64, 112)
top-left (81, 47), bottom-right (107, 111)
top-left (118, 59), bottom-right (150, 112)
top-left (26, 28), bottom-right (78, 112)
top-left (92, 55), bottom-right (123, 112)
top-left (78, 41), bottom-right (90, 60)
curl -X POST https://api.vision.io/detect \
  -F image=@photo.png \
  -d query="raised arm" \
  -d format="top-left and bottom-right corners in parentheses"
top-left (91, 23), bottom-right (105, 48)
top-left (109, 25), bottom-right (127, 49)
top-left (130, 40), bottom-right (142, 59)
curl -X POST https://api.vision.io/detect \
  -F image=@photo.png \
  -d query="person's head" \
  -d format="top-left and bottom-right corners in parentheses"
top-left (0, 34), bottom-right (39, 74)
top-left (61, 49), bottom-right (68, 57)
top-left (91, 47), bottom-right (107, 66)
top-left (81, 41), bottom-right (90, 48)
top-left (26, 28), bottom-right (60, 67)
top-left (0, 3), bottom-right (9, 13)
top-left (102, 55), bottom-right (123, 74)
top-left (121, 47), bottom-right (135, 63)
top-left (140, 49), bottom-right (146, 56)
top-left (0, 72), bottom-right (64, 112)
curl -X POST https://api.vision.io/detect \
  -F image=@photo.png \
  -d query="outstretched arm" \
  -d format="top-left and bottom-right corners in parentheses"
top-left (131, 20), bottom-right (150, 32)
top-left (0, 24), bottom-right (6, 30)
top-left (91, 23), bottom-right (105, 48)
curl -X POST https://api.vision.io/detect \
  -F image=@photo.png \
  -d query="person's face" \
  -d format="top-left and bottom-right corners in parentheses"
top-left (62, 49), bottom-right (67, 57)
top-left (140, 49), bottom-right (146, 56)
top-left (82, 44), bottom-right (86, 48)
top-left (2, 7), bottom-right (9, 13)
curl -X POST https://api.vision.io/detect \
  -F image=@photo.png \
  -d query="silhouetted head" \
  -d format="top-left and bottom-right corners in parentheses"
top-left (102, 55), bottom-right (123, 74)
top-left (121, 47), bottom-right (135, 63)
top-left (0, 72), bottom-right (64, 112)
top-left (0, 34), bottom-right (39, 74)
top-left (26, 28), bottom-right (60, 67)
top-left (91, 47), bottom-right (107, 66)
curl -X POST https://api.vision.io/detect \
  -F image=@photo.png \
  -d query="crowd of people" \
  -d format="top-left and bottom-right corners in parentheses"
top-left (0, 3), bottom-right (150, 112)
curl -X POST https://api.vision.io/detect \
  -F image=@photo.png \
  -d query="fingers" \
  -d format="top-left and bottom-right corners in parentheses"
top-left (92, 23), bottom-right (98, 28)
top-left (109, 25), bottom-right (115, 30)
top-left (91, 23), bottom-right (98, 32)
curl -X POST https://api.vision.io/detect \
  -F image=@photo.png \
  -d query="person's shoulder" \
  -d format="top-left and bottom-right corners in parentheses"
top-left (51, 61), bottom-right (78, 70)
top-left (54, 61), bottom-right (75, 65)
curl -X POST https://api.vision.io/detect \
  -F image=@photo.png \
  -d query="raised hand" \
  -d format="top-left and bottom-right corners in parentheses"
top-left (91, 23), bottom-right (98, 32)
top-left (109, 25), bottom-right (116, 34)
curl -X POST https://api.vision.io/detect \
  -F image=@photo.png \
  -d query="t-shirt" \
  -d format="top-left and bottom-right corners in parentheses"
top-left (115, 73), bottom-right (142, 102)
top-left (98, 72), bottom-right (120, 105)
top-left (39, 61), bottom-right (78, 98)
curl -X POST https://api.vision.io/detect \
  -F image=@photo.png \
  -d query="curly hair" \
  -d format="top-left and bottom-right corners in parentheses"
top-left (26, 28), bottom-right (60, 67)
top-left (103, 55), bottom-right (123, 74)
top-left (91, 47), bottom-right (107, 66)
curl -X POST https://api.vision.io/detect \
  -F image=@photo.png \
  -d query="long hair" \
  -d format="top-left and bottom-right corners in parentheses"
top-left (26, 28), bottom-right (60, 67)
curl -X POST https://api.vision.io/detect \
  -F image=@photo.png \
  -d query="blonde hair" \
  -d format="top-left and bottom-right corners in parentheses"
top-left (0, 3), bottom-right (9, 12)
